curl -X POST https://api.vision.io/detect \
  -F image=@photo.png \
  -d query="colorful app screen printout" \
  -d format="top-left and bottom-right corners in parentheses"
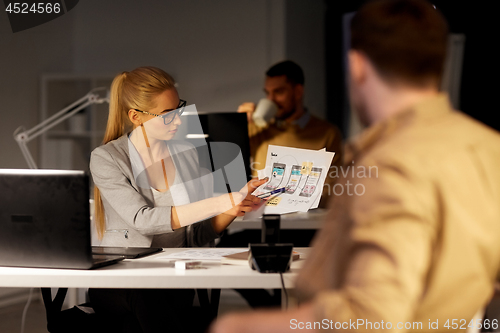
top-left (299, 167), bottom-right (322, 197)
top-left (285, 165), bottom-right (302, 194)
top-left (264, 163), bottom-right (286, 190)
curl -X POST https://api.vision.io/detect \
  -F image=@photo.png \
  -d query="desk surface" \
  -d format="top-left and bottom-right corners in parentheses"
top-left (0, 248), bottom-right (310, 290)
top-left (228, 209), bottom-right (327, 231)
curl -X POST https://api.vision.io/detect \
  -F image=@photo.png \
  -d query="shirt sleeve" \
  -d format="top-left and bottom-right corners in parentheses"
top-left (90, 146), bottom-right (175, 235)
top-left (190, 219), bottom-right (223, 247)
top-left (311, 158), bottom-right (436, 331)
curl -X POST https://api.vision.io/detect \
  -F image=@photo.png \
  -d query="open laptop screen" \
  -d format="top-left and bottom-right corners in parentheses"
top-left (0, 169), bottom-right (95, 269)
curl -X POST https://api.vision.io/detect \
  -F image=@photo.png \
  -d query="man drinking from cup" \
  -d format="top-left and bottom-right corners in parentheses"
top-left (237, 60), bottom-right (343, 208)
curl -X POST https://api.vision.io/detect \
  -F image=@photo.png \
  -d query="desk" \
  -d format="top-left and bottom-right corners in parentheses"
top-left (227, 208), bottom-right (327, 232)
top-left (0, 248), bottom-right (310, 290)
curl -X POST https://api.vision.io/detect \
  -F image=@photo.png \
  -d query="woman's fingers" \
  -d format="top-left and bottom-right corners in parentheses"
top-left (240, 177), bottom-right (269, 194)
top-left (251, 196), bottom-right (263, 204)
top-left (236, 198), bottom-right (264, 215)
top-left (224, 190), bottom-right (267, 217)
top-left (238, 206), bottom-right (252, 213)
top-left (248, 177), bottom-right (268, 190)
top-left (235, 205), bottom-right (253, 216)
top-left (241, 197), bottom-right (262, 206)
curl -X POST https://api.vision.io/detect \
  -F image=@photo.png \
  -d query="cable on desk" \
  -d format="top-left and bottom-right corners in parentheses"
top-left (20, 288), bottom-right (33, 333)
top-left (279, 272), bottom-right (288, 309)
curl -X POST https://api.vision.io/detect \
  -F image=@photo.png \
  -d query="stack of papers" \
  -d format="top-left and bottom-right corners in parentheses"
top-left (246, 145), bottom-right (335, 219)
top-left (155, 248), bottom-right (246, 261)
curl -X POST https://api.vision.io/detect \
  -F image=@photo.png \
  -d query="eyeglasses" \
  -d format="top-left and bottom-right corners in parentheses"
top-left (135, 99), bottom-right (187, 125)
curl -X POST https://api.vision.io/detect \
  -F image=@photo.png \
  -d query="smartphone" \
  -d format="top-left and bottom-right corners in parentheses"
top-left (299, 167), bottom-right (322, 197)
top-left (285, 165), bottom-right (302, 194)
top-left (264, 163), bottom-right (286, 190)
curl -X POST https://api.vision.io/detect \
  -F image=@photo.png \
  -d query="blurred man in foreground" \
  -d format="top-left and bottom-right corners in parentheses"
top-left (211, 0), bottom-right (500, 332)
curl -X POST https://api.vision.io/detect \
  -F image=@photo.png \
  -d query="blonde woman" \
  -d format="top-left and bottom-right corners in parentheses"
top-left (89, 66), bottom-right (266, 332)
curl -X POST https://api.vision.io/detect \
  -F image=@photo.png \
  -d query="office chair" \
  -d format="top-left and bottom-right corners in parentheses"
top-left (41, 288), bottom-right (113, 333)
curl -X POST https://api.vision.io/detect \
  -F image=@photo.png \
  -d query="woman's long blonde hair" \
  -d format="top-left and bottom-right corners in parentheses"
top-left (94, 66), bottom-right (176, 239)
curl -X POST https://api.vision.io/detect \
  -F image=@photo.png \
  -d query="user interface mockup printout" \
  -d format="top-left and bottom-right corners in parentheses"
top-left (245, 145), bottom-right (335, 218)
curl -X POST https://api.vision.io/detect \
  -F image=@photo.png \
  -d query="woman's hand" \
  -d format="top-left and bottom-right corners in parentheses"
top-left (223, 177), bottom-right (268, 217)
top-left (222, 193), bottom-right (260, 217)
top-left (211, 177), bottom-right (268, 233)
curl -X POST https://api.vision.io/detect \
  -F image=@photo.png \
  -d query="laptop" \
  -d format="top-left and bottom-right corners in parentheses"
top-left (92, 246), bottom-right (162, 259)
top-left (0, 169), bottom-right (124, 269)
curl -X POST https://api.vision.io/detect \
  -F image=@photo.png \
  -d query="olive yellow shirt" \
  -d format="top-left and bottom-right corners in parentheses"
top-left (248, 112), bottom-right (343, 208)
top-left (295, 94), bottom-right (500, 332)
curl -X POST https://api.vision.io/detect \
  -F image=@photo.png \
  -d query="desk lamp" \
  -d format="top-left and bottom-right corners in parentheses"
top-left (11, 87), bottom-right (109, 330)
top-left (13, 87), bottom-right (109, 169)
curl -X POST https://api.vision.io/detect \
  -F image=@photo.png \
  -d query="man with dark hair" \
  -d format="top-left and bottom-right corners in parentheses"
top-left (221, 60), bottom-right (343, 308)
top-left (238, 60), bottom-right (343, 208)
top-left (350, 0), bottom-right (448, 88)
top-left (266, 60), bottom-right (305, 86)
top-left (211, 0), bottom-right (500, 332)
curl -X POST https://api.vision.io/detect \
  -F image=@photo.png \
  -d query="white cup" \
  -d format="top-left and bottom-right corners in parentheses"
top-left (252, 98), bottom-right (278, 128)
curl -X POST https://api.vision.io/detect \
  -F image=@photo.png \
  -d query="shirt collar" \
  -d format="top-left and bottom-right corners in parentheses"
top-left (345, 93), bottom-right (453, 161)
top-left (276, 109), bottom-right (311, 129)
top-left (292, 109), bottom-right (311, 129)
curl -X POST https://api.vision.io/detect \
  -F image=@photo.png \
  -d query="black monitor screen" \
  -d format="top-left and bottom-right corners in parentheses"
top-left (183, 112), bottom-right (251, 193)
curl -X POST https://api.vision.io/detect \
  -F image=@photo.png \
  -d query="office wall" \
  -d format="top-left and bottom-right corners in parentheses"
top-left (0, 0), bottom-right (328, 305)
top-left (70, 0), bottom-right (281, 111)
top-left (286, 0), bottom-right (327, 118)
top-left (0, 0), bottom-right (327, 169)
top-left (0, 11), bottom-right (74, 168)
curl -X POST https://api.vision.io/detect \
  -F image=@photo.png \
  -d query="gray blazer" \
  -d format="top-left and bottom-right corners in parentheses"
top-left (90, 134), bottom-right (220, 247)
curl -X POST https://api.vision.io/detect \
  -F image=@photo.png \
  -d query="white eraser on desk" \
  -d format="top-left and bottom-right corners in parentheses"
top-left (175, 260), bottom-right (201, 270)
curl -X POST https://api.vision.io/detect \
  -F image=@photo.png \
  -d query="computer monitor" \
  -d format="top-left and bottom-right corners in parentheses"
top-left (183, 112), bottom-right (251, 193)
